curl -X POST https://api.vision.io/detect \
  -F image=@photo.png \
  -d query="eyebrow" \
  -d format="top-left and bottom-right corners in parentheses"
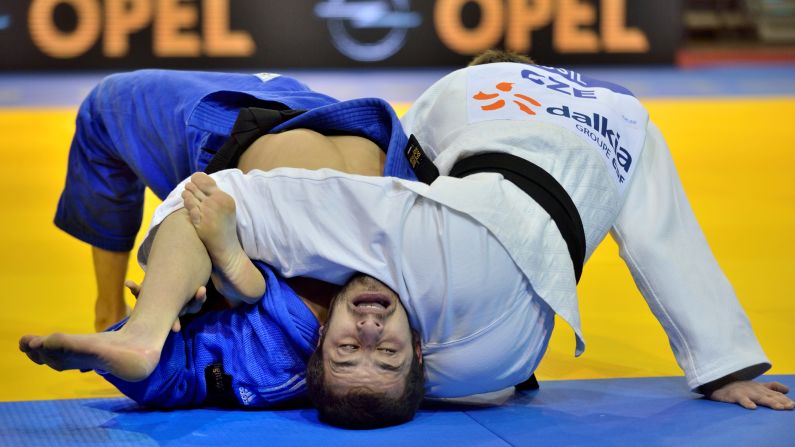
top-left (331, 360), bottom-right (403, 372)
top-left (376, 361), bottom-right (402, 372)
top-left (331, 360), bottom-right (356, 369)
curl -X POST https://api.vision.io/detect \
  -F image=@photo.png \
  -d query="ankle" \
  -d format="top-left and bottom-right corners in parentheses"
top-left (212, 255), bottom-right (266, 304)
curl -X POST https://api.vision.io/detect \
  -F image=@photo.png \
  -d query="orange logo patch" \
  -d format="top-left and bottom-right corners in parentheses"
top-left (473, 82), bottom-right (541, 115)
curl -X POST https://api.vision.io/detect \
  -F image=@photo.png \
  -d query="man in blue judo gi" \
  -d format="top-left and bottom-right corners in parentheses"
top-left (53, 69), bottom-right (415, 332)
top-left (37, 69), bottom-right (424, 426)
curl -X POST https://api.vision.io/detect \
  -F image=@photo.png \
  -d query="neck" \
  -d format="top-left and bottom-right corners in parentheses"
top-left (286, 277), bottom-right (339, 322)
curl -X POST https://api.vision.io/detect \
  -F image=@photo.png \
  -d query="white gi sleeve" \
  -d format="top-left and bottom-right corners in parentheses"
top-left (611, 121), bottom-right (770, 391)
top-left (140, 168), bottom-right (425, 291)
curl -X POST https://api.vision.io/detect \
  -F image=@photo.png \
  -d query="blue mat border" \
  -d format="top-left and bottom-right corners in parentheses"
top-left (1, 375), bottom-right (792, 447)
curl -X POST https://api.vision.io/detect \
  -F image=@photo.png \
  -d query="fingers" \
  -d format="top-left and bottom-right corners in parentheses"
top-left (738, 396), bottom-right (757, 410)
top-left (124, 280), bottom-right (141, 298)
top-left (171, 286), bottom-right (208, 333)
top-left (181, 287), bottom-right (208, 316)
top-left (756, 393), bottom-right (782, 410)
top-left (718, 381), bottom-right (795, 411)
top-left (763, 381), bottom-right (790, 394)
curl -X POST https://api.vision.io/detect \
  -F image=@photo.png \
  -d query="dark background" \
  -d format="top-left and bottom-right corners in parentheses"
top-left (1, 1), bottom-right (683, 70)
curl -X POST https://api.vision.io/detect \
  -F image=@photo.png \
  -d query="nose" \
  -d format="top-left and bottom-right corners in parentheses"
top-left (357, 317), bottom-right (383, 342)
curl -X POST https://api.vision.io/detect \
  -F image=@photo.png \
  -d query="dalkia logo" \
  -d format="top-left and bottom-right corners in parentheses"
top-left (549, 105), bottom-right (633, 180)
top-left (314, 0), bottom-right (421, 62)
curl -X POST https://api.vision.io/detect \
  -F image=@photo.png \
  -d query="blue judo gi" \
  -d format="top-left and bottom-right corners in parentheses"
top-left (56, 69), bottom-right (416, 408)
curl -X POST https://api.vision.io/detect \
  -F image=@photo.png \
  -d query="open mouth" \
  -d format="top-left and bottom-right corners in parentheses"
top-left (352, 293), bottom-right (393, 312)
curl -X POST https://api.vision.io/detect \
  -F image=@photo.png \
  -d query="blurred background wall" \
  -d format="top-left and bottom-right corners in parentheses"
top-left (2, 0), bottom-right (794, 72)
top-left (0, 1), bottom-right (724, 70)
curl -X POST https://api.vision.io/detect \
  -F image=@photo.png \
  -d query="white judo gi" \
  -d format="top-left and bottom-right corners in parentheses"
top-left (143, 63), bottom-right (769, 398)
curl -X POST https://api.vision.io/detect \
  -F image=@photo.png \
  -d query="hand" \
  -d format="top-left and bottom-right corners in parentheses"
top-left (124, 280), bottom-right (207, 332)
top-left (708, 380), bottom-right (794, 410)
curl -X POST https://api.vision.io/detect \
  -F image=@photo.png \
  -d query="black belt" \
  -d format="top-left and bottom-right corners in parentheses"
top-left (204, 107), bottom-right (306, 174)
top-left (449, 153), bottom-right (586, 283)
top-left (405, 136), bottom-right (586, 283)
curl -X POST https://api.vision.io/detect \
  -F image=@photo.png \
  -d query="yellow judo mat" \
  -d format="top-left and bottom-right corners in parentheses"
top-left (1, 98), bottom-right (793, 403)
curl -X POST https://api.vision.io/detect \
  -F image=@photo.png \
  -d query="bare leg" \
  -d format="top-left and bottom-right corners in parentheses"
top-left (92, 247), bottom-right (131, 332)
top-left (182, 172), bottom-right (266, 304)
top-left (19, 209), bottom-right (211, 381)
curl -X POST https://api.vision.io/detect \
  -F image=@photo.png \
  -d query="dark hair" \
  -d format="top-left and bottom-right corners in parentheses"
top-left (469, 49), bottom-right (535, 66)
top-left (306, 331), bottom-right (425, 429)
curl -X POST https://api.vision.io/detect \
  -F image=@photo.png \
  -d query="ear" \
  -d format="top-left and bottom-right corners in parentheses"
top-left (316, 325), bottom-right (325, 348)
top-left (414, 339), bottom-right (423, 366)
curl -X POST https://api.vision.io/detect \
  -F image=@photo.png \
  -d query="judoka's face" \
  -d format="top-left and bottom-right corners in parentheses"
top-left (321, 275), bottom-right (420, 397)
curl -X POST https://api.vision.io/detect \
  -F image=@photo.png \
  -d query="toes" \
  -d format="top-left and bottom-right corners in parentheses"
top-left (19, 335), bottom-right (42, 351)
top-left (184, 181), bottom-right (207, 202)
top-left (189, 207), bottom-right (202, 226)
top-left (191, 172), bottom-right (218, 194)
top-left (19, 335), bottom-right (32, 352)
top-left (182, 190), bottom-right (198, 209)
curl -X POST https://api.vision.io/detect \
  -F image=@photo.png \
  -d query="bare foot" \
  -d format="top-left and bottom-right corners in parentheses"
top-left (182, 173), bottom-right (265, 303)
top-left (19, 331), bottom-right (160, 382)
